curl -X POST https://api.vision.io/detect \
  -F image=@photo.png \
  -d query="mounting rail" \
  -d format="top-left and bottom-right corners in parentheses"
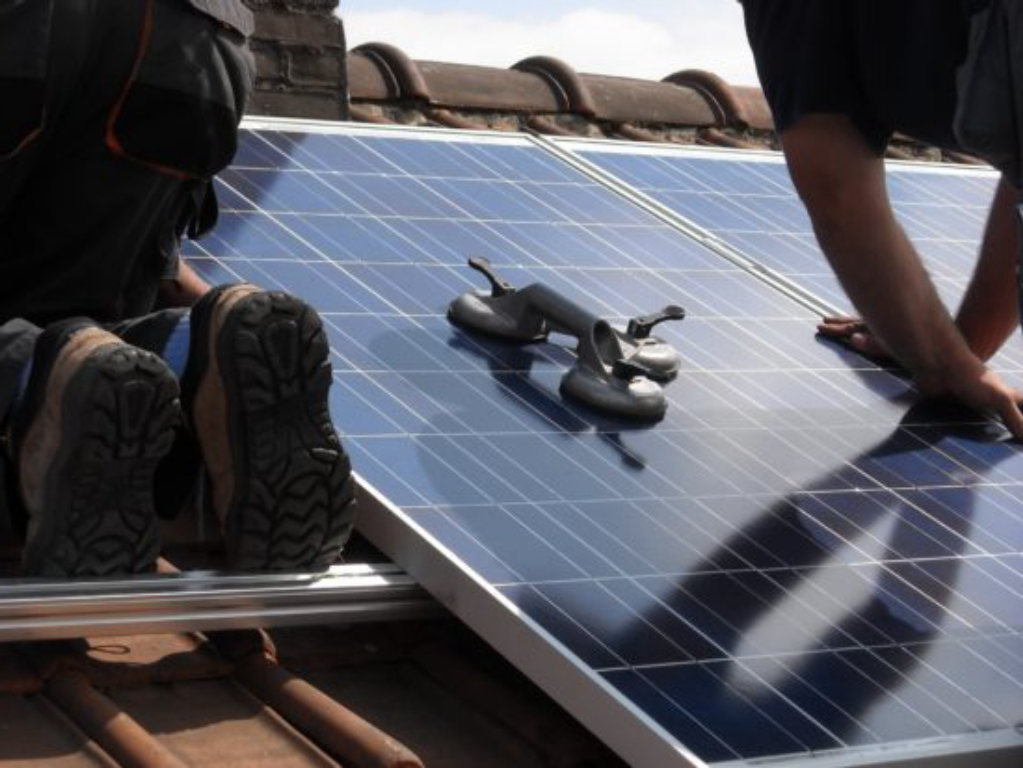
top-left (0, 562), bottom-right (440, 642)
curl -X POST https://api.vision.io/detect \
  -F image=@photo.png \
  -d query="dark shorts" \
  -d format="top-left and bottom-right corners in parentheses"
top-left (0, 0), bottom-right (253, 327)
top-left (0, 0), bottom-right (253, 516)
top-left (741, 0), bottom-right (974, 153)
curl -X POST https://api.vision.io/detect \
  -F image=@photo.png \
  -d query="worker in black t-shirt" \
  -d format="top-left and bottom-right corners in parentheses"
top-left (740, 0), bottom-right (1023, 438)
top-left (0, 0), bottom-right (355, 577)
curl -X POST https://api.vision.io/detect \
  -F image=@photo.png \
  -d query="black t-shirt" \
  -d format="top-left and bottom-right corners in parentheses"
top-left (741, 0), bottom-right (973, 152)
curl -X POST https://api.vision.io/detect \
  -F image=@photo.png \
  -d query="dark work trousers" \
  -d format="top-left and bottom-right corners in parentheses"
top-left (0, 0), bottom-right (253, 538)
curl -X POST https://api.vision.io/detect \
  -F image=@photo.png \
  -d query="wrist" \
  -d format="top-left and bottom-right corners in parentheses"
top-left (914, 353), bottom-right (987, 398)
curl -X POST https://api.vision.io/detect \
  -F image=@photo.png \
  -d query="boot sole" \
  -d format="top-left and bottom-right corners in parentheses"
top-left (215, 292), bottom-right (355, 570)
top-left (23, 347), bottom-right (179, 577)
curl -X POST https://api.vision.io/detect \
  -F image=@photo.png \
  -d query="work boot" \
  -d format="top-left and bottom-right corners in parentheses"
top-left (185, 285), bottom-right (356, 571)
top-left (8, 320), bottom-right (180, 577)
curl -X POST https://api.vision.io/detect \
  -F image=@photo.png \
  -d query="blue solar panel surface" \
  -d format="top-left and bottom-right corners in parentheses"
top-left (564, 142), bottom-right (1023, 376)
top-left (185, 124), bottom-right (1023, 767)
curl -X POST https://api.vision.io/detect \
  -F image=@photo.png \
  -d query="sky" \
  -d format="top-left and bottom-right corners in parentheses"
top-left (339, 1), bottom-right (760, 86)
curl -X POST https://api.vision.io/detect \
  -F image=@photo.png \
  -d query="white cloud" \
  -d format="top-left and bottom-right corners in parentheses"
top-left (342, 7), bottom-right (759, 85)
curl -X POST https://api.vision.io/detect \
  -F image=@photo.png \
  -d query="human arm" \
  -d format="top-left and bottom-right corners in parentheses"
top-left (816, 175), bottom-right (1020, 362)
top-left (954, 174), bottom-right (1020, 359)
top-left (782, 115), bottom-right (1023, 437)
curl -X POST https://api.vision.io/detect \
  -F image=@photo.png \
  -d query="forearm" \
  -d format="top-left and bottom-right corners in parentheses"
top-left (808, 171), bottom-right (1023, 438)
top-left (781, 116), bottom-right (981, 390)
top-left (782, 115), bottom-right (1023, 437)
top-left (955, 175), bottom-right (1020, 361)
top-left (812, 189), bottom-right (984, 393)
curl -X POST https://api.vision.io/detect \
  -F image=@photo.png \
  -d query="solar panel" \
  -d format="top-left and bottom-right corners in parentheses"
top-left (186, 119), bottom-right (1023, 768)
top-left (559, 140), bottom-right (990, 292)
top-left (556, 140), bottom-right (1023, 378)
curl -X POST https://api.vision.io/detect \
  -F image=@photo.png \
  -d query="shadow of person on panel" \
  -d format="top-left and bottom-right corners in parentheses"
top-left (627, 399), bottom-right (1018, 749)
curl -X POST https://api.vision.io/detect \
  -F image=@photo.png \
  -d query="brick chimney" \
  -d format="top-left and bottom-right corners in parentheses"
top-left (242, 0), bottom-right (349, 120)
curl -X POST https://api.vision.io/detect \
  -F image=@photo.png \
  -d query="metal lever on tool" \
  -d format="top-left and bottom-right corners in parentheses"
top-left (615, 305), bottom-right (686, 382)
top-left (627, 305), bottom-right (686, 339)
top-left (448, 258), bottom-right (680, 420)
top-left (468, 256), bottom-right (515, 297)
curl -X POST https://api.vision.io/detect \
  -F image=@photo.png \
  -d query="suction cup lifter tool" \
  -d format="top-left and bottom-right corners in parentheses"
top-left (448, 257), bottom-right (685, 421)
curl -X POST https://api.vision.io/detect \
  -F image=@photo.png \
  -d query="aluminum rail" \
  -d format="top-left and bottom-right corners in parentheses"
top-left (0, 563), bottom-right (441, 641)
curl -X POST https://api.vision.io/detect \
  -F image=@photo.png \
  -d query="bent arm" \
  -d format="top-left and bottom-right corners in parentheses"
top-left (782, 115), bottom-right (1023, 436)
top-left (817, 174), bottom-right (1019, 363)
top-left (955, 175), bottom-right (1020, 361)
top-left (783, 116), bottom-right (978, 385)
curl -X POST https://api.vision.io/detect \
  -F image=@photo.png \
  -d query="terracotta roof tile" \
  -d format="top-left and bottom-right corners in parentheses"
top-left (0, 694), bottom-right (117, 767)
top-left (662, 68), bottom-right (748, 126)
top-left (109, 678), bottom-right (339, 767)
top-left (345, 41), bottom-right (986, 162)
top-left (346, 41), bottom-right (768, 149)
top-left (350, 43), bottom-right (431, 102)
top-left (583, 73), bottom-right (720, 126)
top-left (45, 669), bottom-right (190, 768)
top-left (0, 606), bottom-right (622, 768)
top-left (347, 52), bottom-right (395, 101)
top-left (731, 85), bottom-right (775, 131)
top-left (425, 60), bottom-right (568, 113)
top-left (511, 56), bottom-right (597, 115)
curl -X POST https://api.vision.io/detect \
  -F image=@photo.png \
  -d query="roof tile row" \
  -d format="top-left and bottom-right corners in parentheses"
top-left (347, 41), bottom-right (771, 149)
top-left (345, 40), bottom-right (985, 163)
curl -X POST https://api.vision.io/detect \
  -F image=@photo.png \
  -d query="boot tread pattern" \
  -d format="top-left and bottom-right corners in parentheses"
top-left (29, 347), bottom-right (179, 577)
top-left (223, 293), bottom-right (356, 571)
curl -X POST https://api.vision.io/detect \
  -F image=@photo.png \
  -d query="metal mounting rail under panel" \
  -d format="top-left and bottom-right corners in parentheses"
top-left (0, 559), bottom-right (439, 641)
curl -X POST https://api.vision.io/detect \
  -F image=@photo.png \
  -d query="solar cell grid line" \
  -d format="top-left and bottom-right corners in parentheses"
top-left (184, 118), bottom-right (1023, 768)
top-left (552, 137), bottom-right (1023, 374)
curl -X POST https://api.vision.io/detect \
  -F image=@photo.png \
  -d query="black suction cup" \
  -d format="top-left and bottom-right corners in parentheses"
top-left (561, 365), bottom-right (667, 422)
